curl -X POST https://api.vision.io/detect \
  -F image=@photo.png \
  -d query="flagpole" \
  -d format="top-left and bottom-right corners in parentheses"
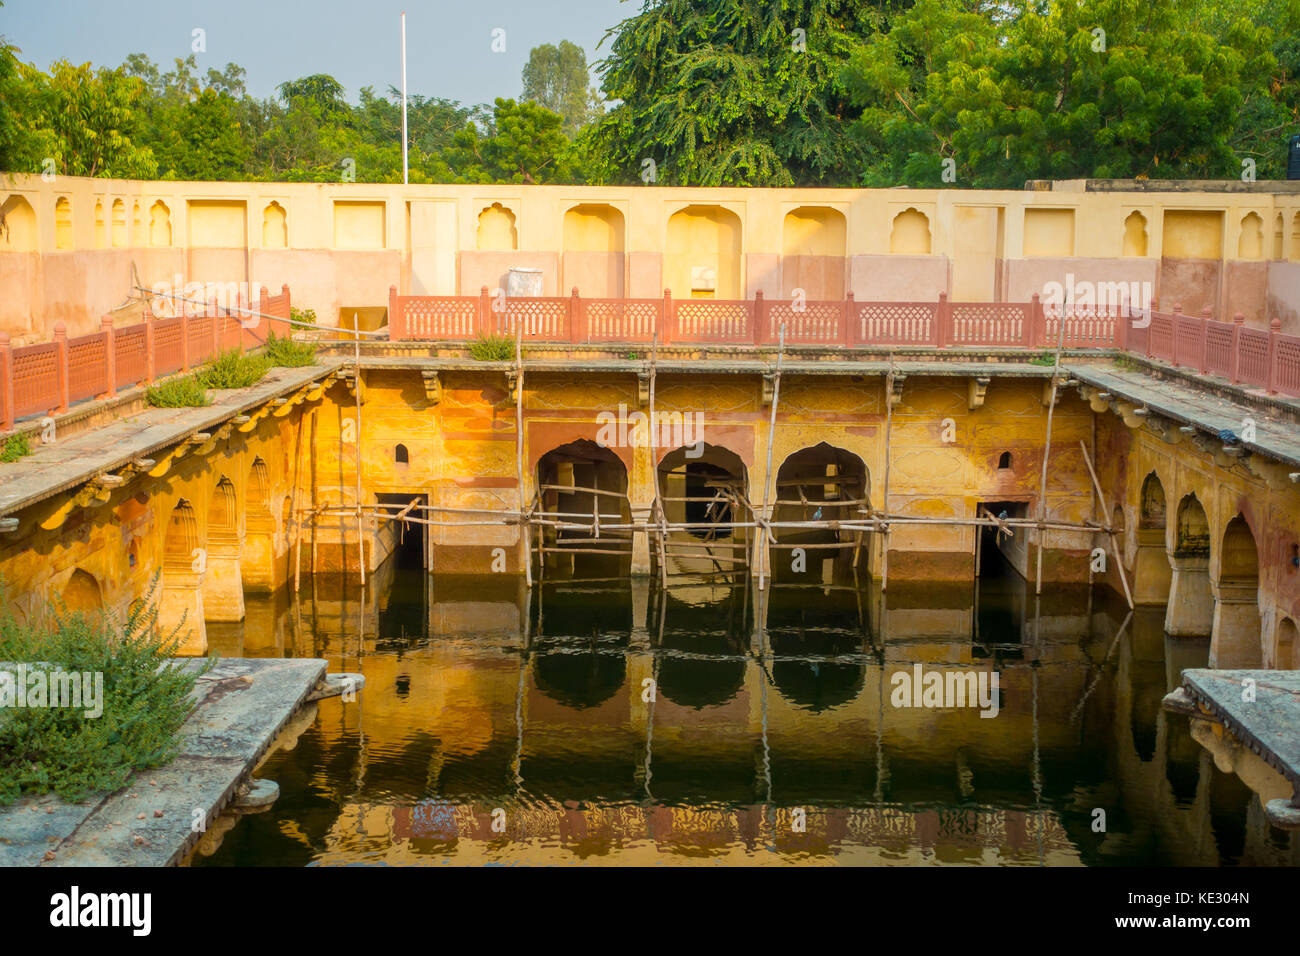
top-left (401, 11), bottom-right (409, 185)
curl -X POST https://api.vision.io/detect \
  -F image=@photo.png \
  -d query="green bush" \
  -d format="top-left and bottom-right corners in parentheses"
top-left (469, 334), bottom-right (515, 362)
top-left (264, 331), bottom-right (317, 368)
top-left (196, 348), bottom-right (270, 389)
top-left (146, 375), bottom-right (211, 408)
top-left (289, 306), bottom-right (318, 330)
top-left (0, 433), bottom-right (32, 463)
top-left (0, 579), bottom-right (210, 804)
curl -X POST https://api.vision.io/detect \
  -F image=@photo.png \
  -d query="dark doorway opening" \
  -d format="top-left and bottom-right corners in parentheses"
top-left (377, 492), bottom-right (426, 570)
top-left (977, 500), bottom-right (1029, 580)
top-left (684, 462), bottom-right (733, 535)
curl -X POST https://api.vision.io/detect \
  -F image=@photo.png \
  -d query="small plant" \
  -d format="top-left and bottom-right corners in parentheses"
top-left (289, 306), bottom-right (318, 330)
top-left (0, 577), bottom-right (210, 804)
top-left (470, 334), bottom-right (515, 362)
top-left (0, 433), bottom-right (31, 463)
top-left (1028, 351), bottom-right (1056, 366)
top-left (626, 351), bottom-right (639, 360)
top-left (195, 348), bottom-right (270, 389)
top-left (264, 331), bottom-right (317, 368)
top-left (1114, 353), bottom-right (1138, 371)
top-left (146, 375), bottom-right (211, 408)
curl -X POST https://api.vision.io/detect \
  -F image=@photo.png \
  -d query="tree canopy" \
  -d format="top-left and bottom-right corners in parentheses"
top-left (0, 0), bottom-right (1296, 186)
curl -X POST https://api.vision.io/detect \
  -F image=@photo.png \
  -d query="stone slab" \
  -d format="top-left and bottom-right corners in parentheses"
top-left (1180, 668), bottom-right (1300, 790)
top-left (0, 657), bottom-right (327, 867)
top-left (0, 363), bottom-right (339, 516)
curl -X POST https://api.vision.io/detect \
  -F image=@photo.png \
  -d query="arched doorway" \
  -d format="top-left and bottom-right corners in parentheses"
top-left (535, 439), bottom-right (632, 577)
top-left (61, 569), bottom-right (103, 616)
top-left (1276, 617), bottom-right (1299, 669)
top-left (1165, 493), bottom-right (1213, 638)
top-left (562, 203), bottom-right (625, 298)
top-left (1134, 472), bottom-right (1171, 604)
top-left (202, 476), bottom-right (246, 622)
top-left (1211, 514), bottom-right (1262, 667)
top-left (656, 443), bottom-right (749, 577)
top-left (781, 206), bottom-right (846, 299)
top-left (771, 442), bottom-right (869, 581)
top-left (159, 499), bottom-right (206, 654)
top-left (243, 458), bottom-right (278, 593)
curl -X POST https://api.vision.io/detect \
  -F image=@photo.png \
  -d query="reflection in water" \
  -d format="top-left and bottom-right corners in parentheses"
top-left (198, 555), bottom-right (1290, 867)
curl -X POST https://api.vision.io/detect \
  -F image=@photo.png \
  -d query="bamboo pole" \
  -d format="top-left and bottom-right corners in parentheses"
top-left (756, 324), bottom-right (785, 591)
top-left (353, 315), bottom-right (365, 586)
top-left (291, 402), bottom-right (306, 594)
top-left (881, 357), bottom-right (894, 592)
top-left (514, 315), bottom-right (531, 588)
top-left (1079, 440), bottom-right (1135, 609)
top-left (1035, 302), bottom-right (1069, 593)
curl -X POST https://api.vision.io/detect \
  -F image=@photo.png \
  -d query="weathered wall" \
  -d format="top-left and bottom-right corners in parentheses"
top-left (4, 174), bottom-right (1299, 338)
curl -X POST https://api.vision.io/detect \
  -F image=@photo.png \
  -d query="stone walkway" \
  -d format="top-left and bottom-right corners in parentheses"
top-left (0, 657), bottom-right (326, 867)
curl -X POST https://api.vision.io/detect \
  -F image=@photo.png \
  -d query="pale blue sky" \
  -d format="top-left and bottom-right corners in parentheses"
top-left (3, 0), bottom-right (633, 105)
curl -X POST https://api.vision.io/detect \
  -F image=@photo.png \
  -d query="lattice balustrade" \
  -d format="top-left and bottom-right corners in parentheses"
top-left (1147, 315), bottom-right (1175, 361)
top-left (1273, 333), bottom-right (1300, 397)
top-left (673, 301), bottom-right (753, 342)
top-left (12, 344), bottom-right (58, 419)
top-left (153, 318), bottom-right (184, 377)
top-left (583, 299), bottom-right (661, 341)
top-left (951, 303), bottom-right (1029, 346)
top-left (1173, 316), bottom-right (1207, 369)
top-left (114, 326), bottom-right (146, 390)
top-left (769, 302), bottom-right (844, 344)
top-left (402, 297), bottom-right (479, 340)
top-left (481, 297), bottom-right (572, 341)
top-left (1237, 328), bottom-right (1270, 386)
top-left (66, 333), bottom-right (108, 403)
top-left (855, 303), bottom-right (936, 345)
top-left (1204, 322), bottom-right (1234, 378)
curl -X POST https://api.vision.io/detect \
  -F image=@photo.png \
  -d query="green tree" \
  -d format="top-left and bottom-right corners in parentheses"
top-left (589, 0), bottom-right (886, 186)
top-left (448, 98), bottom-right (578, 184)
top-left (521, 40), bottom-right (602, 134)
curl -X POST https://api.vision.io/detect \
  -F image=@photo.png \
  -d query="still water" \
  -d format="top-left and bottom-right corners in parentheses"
top-left (196, 550), bottom-right (1287, 867)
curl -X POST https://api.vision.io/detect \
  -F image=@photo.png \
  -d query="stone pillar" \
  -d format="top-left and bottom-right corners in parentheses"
top-left (159, 571), bottom-right (207, 655)
top-left (203, 541), bottom-right (246, 622)
top-left (1132, 528), bottom-right (1172, 605)
top-left (241, 511), bottom-right (278, 593)
top-left (1165, 554), bottom-right (1213, 637)
top-left (629, 504), bottom-right (652, 576)
top-left (1210, 580), bottom-right (1263, 668)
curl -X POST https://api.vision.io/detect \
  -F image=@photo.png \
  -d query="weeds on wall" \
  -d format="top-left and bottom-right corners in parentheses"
top-left (196, 349), bottom-right (271, 389)
top-left (0, 433), bottom-right (32, 463)
top-left (470, 334), bottom-right (516, 362)
top-left (0, 578), bottom-right (209, 804)
top-left (264, 331), bottom-right (317, 368)
top-left (146, 375), bottom-right (211, 408)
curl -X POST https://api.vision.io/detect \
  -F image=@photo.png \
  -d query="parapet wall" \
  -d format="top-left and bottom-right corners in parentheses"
top-left (3, 174), bottom-right (1300, 340)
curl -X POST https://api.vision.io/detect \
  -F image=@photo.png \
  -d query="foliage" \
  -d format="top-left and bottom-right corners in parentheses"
top-left (145, 375), bottom-right (210, 407)
top-left (469, 334), bottom-right (516, 361)
top-left (195, 348), bottom-right (270, 389)
top-left (588, 0), bottom-right (884, 185)
top-left (522, 40), bottom-right (604, 134)
top-left (264, 331), bottom-right (317, 367)
top-left (0, 577), bottom-right (208, 804)
top-left (0, 432), bottom-right (31, 463)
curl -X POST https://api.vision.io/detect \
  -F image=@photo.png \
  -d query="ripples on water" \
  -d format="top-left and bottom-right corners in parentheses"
top-left (197, 549), bottom-right (1285, 867)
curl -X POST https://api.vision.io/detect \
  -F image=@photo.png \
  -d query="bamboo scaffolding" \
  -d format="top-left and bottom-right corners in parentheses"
top-left (755, 325), bottom-right (786, 591)
top-left (881, 355), bottom-right (894, 591)
top-left (1035, 301), bottom-right (1070, 593)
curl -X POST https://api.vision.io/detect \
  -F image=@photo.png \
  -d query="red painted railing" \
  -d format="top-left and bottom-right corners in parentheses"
top-left (0, 285), bottom-right (291, 430)
top-left (389, 285), bottom-right (1300, 400)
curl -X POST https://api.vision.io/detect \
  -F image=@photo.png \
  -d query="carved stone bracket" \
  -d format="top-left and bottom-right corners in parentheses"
top-left (887, 372), bottom-right (907, 408)
top-left (761, 372), bottom-right (778, 407)
top-left (637, 370), bottom-right (651, 407)
top-left (421, 370), bottom-right (442, 405)
top-left (967, 376), bottom-right (990, 411)
top-left (505, 370), bottom-right (520, 404)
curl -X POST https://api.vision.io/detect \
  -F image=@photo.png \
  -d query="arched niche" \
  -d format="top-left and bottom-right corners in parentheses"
top-left (163, 499), bottom-right (199, 573)
top-left (262, 201), bottom-right (287, 249)
top-left (61, 569), bottom-right (103, 615)
top-left (149, 200), bottom-right (172, 247)
top-left (246, 458), bottom-right (272, 517)
top-left (111, 198), bottom-right (126, 248)
top-left (889, 207), bottom-right (931, 255)
top-left (1237, 212), bottom-right (1264, 260)
top-left (1277, 617), bottom-right (1299, 670)
top-left (476, 202), bottom-right (518, 251)
top-left (1174, 493), bottom-right (1210, 557)
top-left (536, 439), bottom-right (632, 575)
top-left (1220, 513), bottom-right (1258, 585)
top-left (666, 204), bottom-right (742, 300)
top-left (782, 206), bottom-right (847, 298)
top-left (209, 476), bottom-right (239, 546)
top-left (0, 194), bottom-right (37, 252)
top-left (1123, 211), bottom-right (1148, 257)
top-left (94, 199), bottom-right (106, 249)
top-left (562, 203), bottom-right (625, 297)
top-left (55, 197), bottom-right (73, 250)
